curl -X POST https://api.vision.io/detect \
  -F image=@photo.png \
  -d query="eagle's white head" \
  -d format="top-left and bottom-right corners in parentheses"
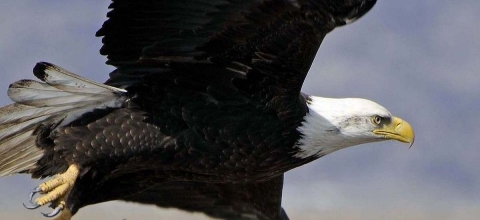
top-left (295, 96), bottom-right (415, 158)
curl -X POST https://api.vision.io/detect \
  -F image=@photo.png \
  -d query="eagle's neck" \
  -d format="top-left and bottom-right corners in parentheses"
top-left (294, 96), bottom-right (379, 159)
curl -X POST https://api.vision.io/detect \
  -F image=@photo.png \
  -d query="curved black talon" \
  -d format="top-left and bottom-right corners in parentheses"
top-left (28, 187), bottom-right (42, 204)
top-left (23, 187), bottom-right (42, 210)
top-left (23, 202), bottom-right (41, 210)
top-left (42, 206), bottom-right (63, 218)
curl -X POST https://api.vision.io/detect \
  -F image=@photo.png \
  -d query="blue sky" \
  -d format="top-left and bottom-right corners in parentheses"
top-left (0, 1), bottom-right (479, 219)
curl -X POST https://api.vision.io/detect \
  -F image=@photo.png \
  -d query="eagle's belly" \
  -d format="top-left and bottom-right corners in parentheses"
top-left (100, 117), bottom-right (307, 183)
top-left (110, 142), bottom-right (307, 183)
top-left (46, 104), bottom-right (308, 183)
top-left (54, 103), bottom-right (309, 211)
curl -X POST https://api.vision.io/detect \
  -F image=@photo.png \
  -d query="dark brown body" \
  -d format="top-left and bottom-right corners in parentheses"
top-left (0, 0), bottom-right (378, 219)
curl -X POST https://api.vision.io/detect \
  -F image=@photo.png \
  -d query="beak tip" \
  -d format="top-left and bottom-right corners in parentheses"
top-left (408, 136), bottom-right (415, 149)
top-left (376, 116), bottom-right (415, 147)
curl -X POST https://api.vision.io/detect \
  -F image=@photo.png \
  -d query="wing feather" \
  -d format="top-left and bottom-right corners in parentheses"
top-left (98, 0), bottom-right (377, 118)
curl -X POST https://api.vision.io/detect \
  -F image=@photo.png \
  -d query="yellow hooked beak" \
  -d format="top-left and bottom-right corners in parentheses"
top-left (373, 117), bottom-right (415, 147)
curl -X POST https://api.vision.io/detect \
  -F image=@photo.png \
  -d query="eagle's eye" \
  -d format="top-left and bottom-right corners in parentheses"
top-left (371, 115), bottom-right (382, 125)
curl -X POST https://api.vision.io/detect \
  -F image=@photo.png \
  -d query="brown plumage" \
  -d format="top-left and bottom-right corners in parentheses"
top-left (0, 1), bottom-right (379, 219)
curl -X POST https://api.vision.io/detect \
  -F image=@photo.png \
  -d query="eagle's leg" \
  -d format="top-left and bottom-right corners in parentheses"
top-left (26, 164), bottom-right (79, 220)
top-left (49, 209), bottom-right (72, 220)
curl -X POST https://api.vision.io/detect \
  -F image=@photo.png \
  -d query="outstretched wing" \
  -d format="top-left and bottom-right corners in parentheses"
top-left (97, 0), bottom-right (377, 107)
top-left (123, 175), bottom-right (288, 220)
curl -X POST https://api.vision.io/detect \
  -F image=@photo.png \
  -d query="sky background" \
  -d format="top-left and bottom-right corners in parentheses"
top-left (0, 0), bottom-right (479, 219)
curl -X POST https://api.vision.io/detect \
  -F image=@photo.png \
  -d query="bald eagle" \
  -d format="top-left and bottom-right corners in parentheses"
top-left (0, 0), bottom-right (414, 220)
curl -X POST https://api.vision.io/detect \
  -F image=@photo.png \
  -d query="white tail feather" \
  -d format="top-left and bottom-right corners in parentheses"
top-left (0, 62), bottom-right (127, 176)
top-left (38, 63), bottom-right (125, 93)
top-left (8, 80), bottom-right (120, 107)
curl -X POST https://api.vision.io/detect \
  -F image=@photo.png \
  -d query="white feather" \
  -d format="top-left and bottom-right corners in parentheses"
top-left (0, 62), bottom-right (128, 176)
top-left (8, 85), bottom-right (113, 107)
top-left (0, 128), bottom-right (40, 176)
top-left (294, 96), bottom-right (392, 158)
top-left (39, 63), bottom-right (125, 93)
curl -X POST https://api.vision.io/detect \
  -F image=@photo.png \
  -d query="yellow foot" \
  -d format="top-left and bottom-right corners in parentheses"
top-left (24, 164), bottom-right (80, 220)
